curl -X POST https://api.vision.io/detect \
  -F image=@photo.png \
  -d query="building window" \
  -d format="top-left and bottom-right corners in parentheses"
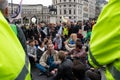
top-left (60, 0), bottom-right (61, 2)
top-left (69, 10), bottom-right (71, 14)
top-left (64, 5), bottom-right (66, 7)
top-left (74, 0), bottom-right (76, 2)
top-left (59, 5), bottom-right (61, 8)
top-left (74, 16), bottom-right (76, 19)
top-left (69, 5), bottom-right (71, 7)
top-left (69, 16), bottom-right (71, 19)
top-left (69, 0), bottom-right (71, 2)
top-left (64, 10), bottom-right (66, 14)
top-left (64, 0), bottom-right (66, 2)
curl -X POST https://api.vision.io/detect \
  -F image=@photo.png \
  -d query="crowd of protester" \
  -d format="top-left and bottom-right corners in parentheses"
top-left (21, 20), bottom-right (101, 80)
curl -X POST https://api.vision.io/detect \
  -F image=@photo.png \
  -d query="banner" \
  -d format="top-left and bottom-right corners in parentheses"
top-left (62, 16), bottom-right (68, 23)
top-left (11, 0), bottom-right (23, 19)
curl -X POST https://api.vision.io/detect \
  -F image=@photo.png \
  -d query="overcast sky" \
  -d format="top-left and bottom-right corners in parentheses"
top-left (8, 0), bottom-right (52, 6)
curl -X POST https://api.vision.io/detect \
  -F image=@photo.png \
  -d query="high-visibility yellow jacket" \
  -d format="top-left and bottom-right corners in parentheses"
top-left (63, 27), bottom-right (68, 36)
top-left (0, 11), bottom-right (31, 80)
top-left (88, 0), bottom-right (120, 80)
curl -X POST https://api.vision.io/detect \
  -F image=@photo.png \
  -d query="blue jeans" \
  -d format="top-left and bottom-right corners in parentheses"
top-left (36, 63), bottom-right (58, 73)
top-left (36, 56), bottom-right (58, 73)
top-left (36, 63), bottom-right (47, 73)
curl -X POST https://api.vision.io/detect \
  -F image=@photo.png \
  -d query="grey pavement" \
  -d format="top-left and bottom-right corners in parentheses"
top-left (31, 65), bottom-right (53, 80)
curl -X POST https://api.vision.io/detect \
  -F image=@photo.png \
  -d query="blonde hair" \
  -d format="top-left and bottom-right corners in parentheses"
top-left (70, 33), bottom-right (77, 41)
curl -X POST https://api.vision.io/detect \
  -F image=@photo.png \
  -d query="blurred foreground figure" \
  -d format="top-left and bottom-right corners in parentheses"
top-left (88, 0), bottom-right (120, 80)
top-left (0, 11), bottom-right (31, 80)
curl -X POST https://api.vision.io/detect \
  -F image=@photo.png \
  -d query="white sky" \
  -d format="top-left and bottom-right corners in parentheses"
top-left (8, 0), bottom-right (52, 6)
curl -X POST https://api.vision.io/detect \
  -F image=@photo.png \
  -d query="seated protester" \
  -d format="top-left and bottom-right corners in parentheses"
top-left (77, 29), bottom-right (84, 44)
top-left (64, 33), bottom-right (77, 52)
top-left (53, 34), bottom-right (62, 50)
top-left (36, 43), bottom-right (60, 76)
top-left (73, 60), bottom-right (89, 80)
top-left (53, 51), bottom-right (74, 80)
top-left (47, 38), bottom-right (53, 44)
top-left (36, 41), bottom-right (46, 63)
top-left (64, 41), bottom-right (75, 52)
top-left (34, 40), bottom-right (39, 49)
top-left (86, 68), bottom-right (101, 80)
top-left (43, 37), bottom-right (52, 49)
top-left (68, 39), bottom-right (87, 65)
top-left (68, 33), bottom-right (77, 45)
top-left (43, 38), bottom-right (49, 49)
top-left (27, 40), bottom-right (37, 65)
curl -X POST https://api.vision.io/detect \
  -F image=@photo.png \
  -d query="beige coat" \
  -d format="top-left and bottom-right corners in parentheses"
top-left (39, 50), bottom-right (59, 67)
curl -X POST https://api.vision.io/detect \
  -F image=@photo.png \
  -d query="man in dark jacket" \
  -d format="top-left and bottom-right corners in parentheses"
top-left (54, 51), bottom-right (74, 80)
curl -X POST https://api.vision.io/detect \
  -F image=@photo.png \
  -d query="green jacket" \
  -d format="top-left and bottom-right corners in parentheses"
top-left (88, 0), bottom-right (120, 80)
top-left (0, 11), bottom-right (31, 80)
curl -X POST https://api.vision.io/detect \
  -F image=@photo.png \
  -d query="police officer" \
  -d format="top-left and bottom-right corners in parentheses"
top-left (89, 0), bottom-right (120, 80)
top-left (0, 0), bottom-right (27, 54)
top-left (0, 10), bottom-right (31, 80)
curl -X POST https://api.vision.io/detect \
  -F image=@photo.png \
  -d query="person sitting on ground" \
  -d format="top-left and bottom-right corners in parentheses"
top-left (64, 33), bottom-right (77, 52)
top-left (53, 34), bottom-right (62, 50)
top-left (77, 29), bottom-right (84, 44)
top-left (53, 51), bottom-right (74, 80)
top-left (27, 40), bottom-right (37, 65)
top-left (36, 43), bottom-right (60, 76)
top-left (36, 41), bottom-right (46, 63)
top-left (68, 39), bottom-right (87, 64)
top-left (86, 68), bottom-right (101, 80)
top-left (73, 60), bottom-right (89, 80)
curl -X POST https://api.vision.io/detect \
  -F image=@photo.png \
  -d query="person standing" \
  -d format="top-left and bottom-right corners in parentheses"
top-left (0, 0), bottom-right (27, 54)
top-left (88, 0), bottom-right (120, 80)
top-left (0, 10), bottom-right (31, 79)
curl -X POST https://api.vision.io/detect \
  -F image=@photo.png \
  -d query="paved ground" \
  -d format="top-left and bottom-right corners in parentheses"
top-left (31, 65), bottom-right (53, 80)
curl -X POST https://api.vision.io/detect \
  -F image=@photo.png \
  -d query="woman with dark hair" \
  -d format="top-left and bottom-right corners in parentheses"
top-left (36, 41), bottom-right (46, 63)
